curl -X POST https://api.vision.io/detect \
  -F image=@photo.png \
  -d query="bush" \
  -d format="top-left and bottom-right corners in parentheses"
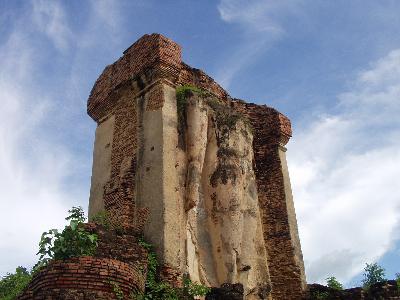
top-left (36, 207), bottom-right (98, 266)
top-left (311, 290), bottom-right (329, 300)
top-left (134, 238), bottom-right (210, 300)
top-left (362, 263), bottom-right (386, 289)
top-left (326, 276), bottom-right (343, 290)
top-left (175, 85), bottom-right (205, 127)
top-left (0, 267), bottom-right (32, 300)
top-left (91, 210), bottom-right (112, 229)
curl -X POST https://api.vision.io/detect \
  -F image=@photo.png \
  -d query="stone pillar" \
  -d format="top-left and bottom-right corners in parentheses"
top-left (87, 34), bottom-right (183, 231)
top-left (135, 81), bottom-right (185, 281)
top-left (88, 115), bottom-right (115, 218)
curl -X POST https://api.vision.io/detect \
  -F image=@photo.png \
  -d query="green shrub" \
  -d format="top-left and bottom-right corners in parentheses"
top-left (109, 280), bottom-right (124, 300)
top-left (182, 276), bottom-right (210, 298)
top-left (311, 290), bottom-right (329, 300)
top-left (36, 206), bottom-right (98, 266)
top-left (134, 238), bottom-right (210, 300)
top-left (0, 267), bottom-right (32, 300)
top-left (362, 263), bottom-right (386, 289)
top-left (91, 210), bottom-right (111, 229)
top-left (326, 276), bottom-right (343, 290)
top-left (175, 85), bottom-right (206, 126)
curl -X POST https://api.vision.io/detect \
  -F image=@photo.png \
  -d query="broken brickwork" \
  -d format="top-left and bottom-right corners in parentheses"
top-left (102, 86), bottom-right (138, 229)
top-left (86, 33), bottom-right (306, 299)
top-left (17, 257), bottom-right (141, 300)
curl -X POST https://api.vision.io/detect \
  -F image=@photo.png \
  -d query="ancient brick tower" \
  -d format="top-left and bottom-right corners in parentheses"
top-left (87, 33), bottom-right (306, 299)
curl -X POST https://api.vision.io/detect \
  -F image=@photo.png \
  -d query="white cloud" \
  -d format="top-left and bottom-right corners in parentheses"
top-left (0, 0), bottom-right (129, 276)
top-left (218, 0), bottom-right (302, 34)
top-left (32, 0), bottom-right (72, 51)
top-left (90, 0), bottom-right (122, 34)
top-left (0, 7), bottom-right (74, 275)
top-left (288, 48), bottom-right (400, 284)
top-left (213, 39), bottom-right (268, 89)
top-left (216, 0), bottom-right (304, 88)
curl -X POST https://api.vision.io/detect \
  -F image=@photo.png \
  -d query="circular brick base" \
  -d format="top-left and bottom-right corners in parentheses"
top-left (18, 256), bottom-right (145, 300)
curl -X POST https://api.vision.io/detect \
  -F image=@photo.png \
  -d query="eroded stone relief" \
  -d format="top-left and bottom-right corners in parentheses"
top-left (179, 92), bottom-right (271, 298)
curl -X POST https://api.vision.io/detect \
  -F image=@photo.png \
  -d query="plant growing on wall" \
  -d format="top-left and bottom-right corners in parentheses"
top-left (175, 85), bottom-right (206, 118)
top-left (310, 290), bottom-right (329, 300)
top-left (36, 206), bottom-right (98, 267)
top-left (134, 238), bottom-right (210, 300)
top-left (91, 210), bottom-right (112, 229)
top-left (109, 280), bottom-right (124, 300)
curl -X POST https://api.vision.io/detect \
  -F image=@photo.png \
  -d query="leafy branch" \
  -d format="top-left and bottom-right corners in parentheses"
top-left (36, 207), bottom-right (98, 267)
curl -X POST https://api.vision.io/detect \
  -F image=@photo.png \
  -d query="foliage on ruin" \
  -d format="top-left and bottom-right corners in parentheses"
top-left (91, 210), bottom-right (124, 234)
top-left (36, 207), bottom-right (98, 266)
top-left (207, 98), bottom-right (241, 130)
top-left (176, 85), bottom-right (205, 126)
top-left (134, 238), bottom-right (210, 300)
top-left (0, 267), bottom-right (32, 300)
top-left (362, 262), bottom-right (386, 289)
top-left (310, 290), bottom-right (329, 300)
top-left (209, 162), bottom-right (237, 187)
top-left (326, 276), bottom-right (343, 290)
top-left (109, 280), bottom-right (124, 300)
top-left (176, 85), bottom-right (252, 134)
top-left (91, 210), bottom-right (112, 229)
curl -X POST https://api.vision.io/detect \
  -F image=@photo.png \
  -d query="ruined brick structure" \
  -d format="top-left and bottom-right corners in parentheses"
top-left (19, 33), bottom-right (307, 300)
top-left (86, 33), bottom-right (306, 299)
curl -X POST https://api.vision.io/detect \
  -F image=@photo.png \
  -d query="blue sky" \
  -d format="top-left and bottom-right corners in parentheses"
top-left (1, 0), bottom-right (399, 287)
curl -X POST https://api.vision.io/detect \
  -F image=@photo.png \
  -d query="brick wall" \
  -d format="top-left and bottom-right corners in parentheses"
top-left (88, 33), bottom-right (182, 121)
top-left (101, 86), bottom-right (139, 230)
top-left (17, 257), bottom-right (143, 300)
top-left (87, 34), bottom-right (228, 123)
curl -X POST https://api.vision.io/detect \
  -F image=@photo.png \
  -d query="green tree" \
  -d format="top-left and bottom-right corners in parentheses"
top-left (362, 263), bottom-right (386, 288)
top-left (0, 267), bottom-right (32, 300)
top-left (326, 276), bottom-right (343, 290)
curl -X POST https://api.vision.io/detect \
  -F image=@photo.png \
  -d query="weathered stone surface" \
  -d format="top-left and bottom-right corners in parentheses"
top-left (181, 94), bottom-right (271, 297)
top-left (136, 82), bottom-right (186, 275)
top-left (89, 115), bottom-right (115, 218)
